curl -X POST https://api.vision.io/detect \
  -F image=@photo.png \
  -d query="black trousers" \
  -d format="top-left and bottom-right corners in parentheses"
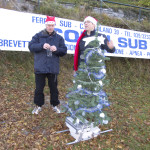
top-left (34, 73), bottom-right (60, 107)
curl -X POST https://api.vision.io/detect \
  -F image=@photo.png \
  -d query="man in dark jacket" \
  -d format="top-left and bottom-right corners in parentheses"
top-left (74, 16), bottom-right (115, 71)
top-left (28, 16), bottom-right (67, 114)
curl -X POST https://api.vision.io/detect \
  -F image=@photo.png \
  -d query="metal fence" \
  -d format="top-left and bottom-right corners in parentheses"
top-left (99, 0), bottom-right (150, 22)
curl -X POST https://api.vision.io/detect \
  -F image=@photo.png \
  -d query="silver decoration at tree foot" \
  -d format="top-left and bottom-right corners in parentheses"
top-left (56, 117), bottom-right (112, 145)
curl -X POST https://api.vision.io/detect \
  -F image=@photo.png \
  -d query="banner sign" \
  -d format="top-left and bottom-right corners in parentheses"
top-left (0, 8), bottom-right (150, 59)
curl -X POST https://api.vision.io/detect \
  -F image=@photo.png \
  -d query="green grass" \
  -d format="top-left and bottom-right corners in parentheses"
top-left (0, 51), bottom-right (150, 149)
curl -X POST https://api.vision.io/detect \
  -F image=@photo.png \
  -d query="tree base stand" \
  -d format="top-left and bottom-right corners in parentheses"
top-left (56, 116), bottom-right (112, 145)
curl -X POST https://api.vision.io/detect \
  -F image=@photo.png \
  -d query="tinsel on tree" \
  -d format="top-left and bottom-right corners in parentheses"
top-left (64, 31), bottom-right (111, 127)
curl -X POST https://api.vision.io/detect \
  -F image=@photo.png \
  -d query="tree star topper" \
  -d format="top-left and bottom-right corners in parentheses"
top-left (83, 36), bottom-right (96, 47)
top-left (83, 35), bottom-right (105, 47)
top-left (97, 35), bottom-right (105, 45)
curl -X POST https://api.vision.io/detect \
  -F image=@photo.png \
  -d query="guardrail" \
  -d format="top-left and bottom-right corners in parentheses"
top-left (100, 0), bottom-right (150, 22)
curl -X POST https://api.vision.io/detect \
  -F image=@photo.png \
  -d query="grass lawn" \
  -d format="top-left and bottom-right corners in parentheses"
top-left (0, 52), bottom-right (150, 149)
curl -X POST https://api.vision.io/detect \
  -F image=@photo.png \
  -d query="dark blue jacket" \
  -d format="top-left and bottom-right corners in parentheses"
top-left (73, 30), bottom-right (115, 69)
top-left (28, 30), bottom-right (67, 74)
top-left (78, 30), bottom-right (115, 66)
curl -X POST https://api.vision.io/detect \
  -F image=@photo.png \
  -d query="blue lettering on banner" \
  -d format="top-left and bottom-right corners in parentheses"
top-left (0, 39), bottom-right (2, 46)
top-left (9, 40), bottom-right (12, 47)
top-left (66, 44), bottom-right (76, 50)
top-left (118, 37), bottom-right (127, 47)
top-left (124, 31), bottom-right (132, 37)
top-left (118, 37), bottom-right (147, 50)
top-left (139, 40), bottom-right (147, 49)
top-left (4, 40), bottom-right (8, 47)
top-left (65, 30), bottom-right (79, 42)
top-left (55, 28), bottom-right (80, 42)
top-left (0, 39), bottom-right (29, 48)
top-left (32, 16), bottom-right (46, 24)
top-left (134, 33), bottom-right (150, 40)
top-left (13, 40), bottom-right (18, 47)
top-left (22, 41), bottom-right (27, 47)
top-left (99, 26), bottom-right (112, 34)
top-left (115, 49), bottom-right (124, 54)
top-left (147, 52), bottom-right (150, 56)
top-left (18, 41), bottom-right (21, 47)
top-left (128, 38), bottom-right (138, 49)
top-left (114, 29), bottom-right (119, 35)
top-left (60, 20), bottom-right (72, 28)
top-left (129, 50), bottom-right (142, 56)
top-left (80, 23), bottom-right (84, 29)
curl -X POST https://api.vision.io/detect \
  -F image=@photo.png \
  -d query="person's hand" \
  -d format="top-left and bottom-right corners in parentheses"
top-left (107, 40), bottom-right (114, 50)
top-left (43, 43), bottom-right (51, 50)
top-left (50, 45), bottom-right (57, 52)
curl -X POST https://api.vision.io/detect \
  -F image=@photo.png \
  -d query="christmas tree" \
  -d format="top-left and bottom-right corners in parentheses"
top-left (64, 31), bottom-right (111, 127)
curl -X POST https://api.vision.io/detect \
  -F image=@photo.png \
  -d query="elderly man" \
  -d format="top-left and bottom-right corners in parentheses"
top-left (29, 16), bottom-right (67, 114)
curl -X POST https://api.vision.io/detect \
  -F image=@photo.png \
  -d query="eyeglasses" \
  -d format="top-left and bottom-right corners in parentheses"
top-left (84, 21), bottom-right (92, 24)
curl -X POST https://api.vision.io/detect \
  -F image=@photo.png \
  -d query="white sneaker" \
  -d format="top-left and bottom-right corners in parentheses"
top-left (32, 106), bottom-right (42, 114)
top-left (52, 106), bottom-right (61, 113)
